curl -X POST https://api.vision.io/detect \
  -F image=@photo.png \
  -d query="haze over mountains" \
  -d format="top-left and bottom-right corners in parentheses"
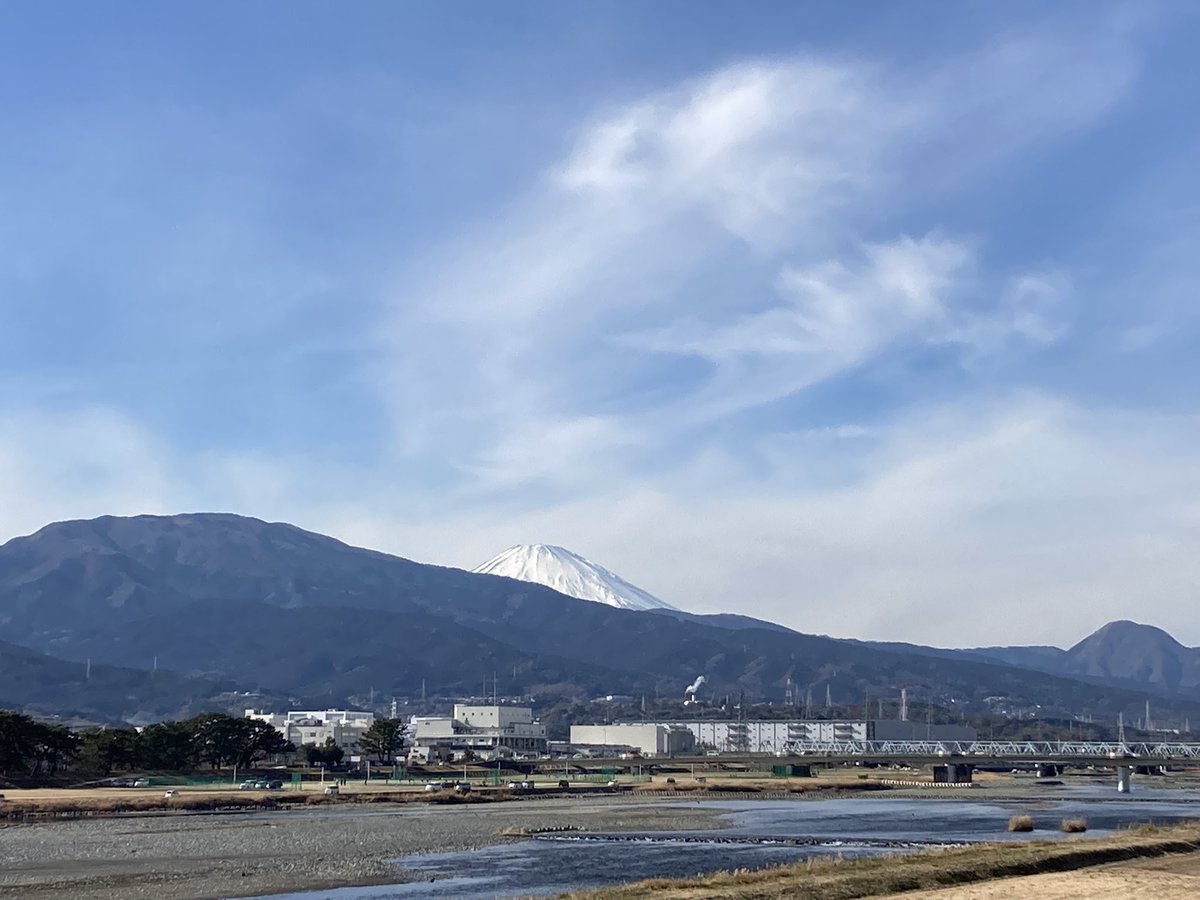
top-left (1, 513), bottom-right (1198, 728)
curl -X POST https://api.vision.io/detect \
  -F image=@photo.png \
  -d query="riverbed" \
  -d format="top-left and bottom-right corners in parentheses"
top-left (263, 782), bottom-right (1200, 900)
top-left (2, 782), bottom-right (1198, 899)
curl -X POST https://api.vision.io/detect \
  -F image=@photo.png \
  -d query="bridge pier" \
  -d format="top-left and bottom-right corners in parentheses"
top-left (1117, 765), bottom-right (1132, 793)
top-left (933, 763), bottom-right (973, 784)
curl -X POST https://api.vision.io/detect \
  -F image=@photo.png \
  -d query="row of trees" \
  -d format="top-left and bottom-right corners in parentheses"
top-left (0, 711), bottom-right (77, 777)
top-left (0, 711), bottom-right (293, 778)
top-left (1, 711), bottom-right (413, 781)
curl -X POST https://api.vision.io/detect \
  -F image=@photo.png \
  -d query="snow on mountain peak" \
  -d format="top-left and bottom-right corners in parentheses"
top-left (471, 544), bottom-right (679, 612)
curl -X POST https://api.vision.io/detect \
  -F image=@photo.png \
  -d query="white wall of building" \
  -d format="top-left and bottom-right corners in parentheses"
top-left (569, 724), bottom-right (694, 756)
top-left (410, 705), bottom-right (547, 757)
top-left (245, 708), bottom-right (375, 752)
top-left (568, 720), bottom-right (976, 754)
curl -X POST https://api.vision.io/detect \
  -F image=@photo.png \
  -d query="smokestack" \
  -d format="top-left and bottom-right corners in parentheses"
top-left (900, 687), bottom-right (908, 722)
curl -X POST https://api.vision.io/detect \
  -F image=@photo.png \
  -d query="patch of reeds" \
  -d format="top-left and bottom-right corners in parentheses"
top-left (1008, 814), bottom-right (1035, 832)
top-left (1060, 818), bottom-right (1087, 833)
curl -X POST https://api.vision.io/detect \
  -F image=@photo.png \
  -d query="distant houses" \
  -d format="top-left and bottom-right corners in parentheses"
top-left (245, 708), bottom-right (375, 754)
top-left (245, 703), bottom-right (548, 761)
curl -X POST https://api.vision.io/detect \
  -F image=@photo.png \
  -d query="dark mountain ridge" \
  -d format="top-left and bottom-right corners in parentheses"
top-left (864, 621), bottom-right (1200, 700)
top-left (959, 620), bottom-right (1200, 695)
top-left (0, 637), bottom-right (229, 723)
top-left (2, 514), bottom-right (1197, 725)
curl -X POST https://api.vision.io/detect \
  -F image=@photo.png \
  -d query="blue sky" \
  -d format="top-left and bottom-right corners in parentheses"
top-left (3, 2), bottom-right (1200, 647)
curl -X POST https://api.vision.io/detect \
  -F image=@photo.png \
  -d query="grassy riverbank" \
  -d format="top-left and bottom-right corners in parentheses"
top-left (0, 775), bottom-right (889, 822)
top-left (565, 823), bottom-right (1200, 899)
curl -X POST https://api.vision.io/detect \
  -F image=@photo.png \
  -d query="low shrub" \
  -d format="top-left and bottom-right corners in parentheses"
top-left (1008, 814), bottom-right (1035, 832)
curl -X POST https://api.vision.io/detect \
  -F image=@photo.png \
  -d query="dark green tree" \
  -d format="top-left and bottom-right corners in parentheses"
top-left (79, 728), bottom-right (139, 775)
top-left (187, 713), bottom-right (250, 769)
top-left (0, 711), bottom-right (39, 776)
top-left (30, 723), bottom-right (78, 776)
top-left (235, 719), bottom-right (293, 768)
top-left (185, 713), bottom-right (292, 770)
top-left (358, 718), bottom-right (409, 763)
top-left (302, 737), bottom-right (344, 766)
top-left (139, 721), bottom-right (198, 770)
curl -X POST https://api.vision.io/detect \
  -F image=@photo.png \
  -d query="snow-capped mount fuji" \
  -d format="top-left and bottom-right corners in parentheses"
top-left (472, 544), bottom-right (679, 612)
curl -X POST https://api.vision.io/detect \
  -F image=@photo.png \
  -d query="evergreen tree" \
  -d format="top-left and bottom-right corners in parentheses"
top-left (358, 718), bottom-right (409, 763)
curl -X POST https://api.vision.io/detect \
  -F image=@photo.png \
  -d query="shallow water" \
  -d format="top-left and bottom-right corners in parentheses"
top-left (261, 788), bottom-right (1200, 899)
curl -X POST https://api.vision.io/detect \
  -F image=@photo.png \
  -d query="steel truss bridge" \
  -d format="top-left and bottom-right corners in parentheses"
top-left (783, 740), bottom-right (1200, 762)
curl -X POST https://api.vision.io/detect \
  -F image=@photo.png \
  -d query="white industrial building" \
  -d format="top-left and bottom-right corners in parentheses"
top-left (245, 708), bottom-right (374, 752)
top-left (409, 704), bottom-right (547, 760)
top-left (570, 719), bottom-right (976, 755)
top-left (569, 723), bottom-right (696, 757)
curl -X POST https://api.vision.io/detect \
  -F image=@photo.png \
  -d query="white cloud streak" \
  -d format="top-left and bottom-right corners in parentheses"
top-left (4, 11), bottom-right (1190, 652)
top-left (381, 22), bottom-right (1135, 493)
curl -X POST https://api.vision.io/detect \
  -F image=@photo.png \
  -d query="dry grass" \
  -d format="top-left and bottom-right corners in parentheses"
top-left (563, 823), bottom-right (1200, 899)
top-left (0, 785), bottom-right (525, 821)
top-left (1060, 817), bottom-right (1088, 833)
top-left (1008, 814), bottom-right (1035, 832)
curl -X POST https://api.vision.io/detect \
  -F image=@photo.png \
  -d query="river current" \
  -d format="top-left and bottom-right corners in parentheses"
top-left (262, 783), bottom-right (1200, 899)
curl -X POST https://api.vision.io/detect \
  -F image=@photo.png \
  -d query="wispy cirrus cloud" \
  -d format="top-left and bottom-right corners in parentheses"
top-left (383, 21), bottom-right (1135, 492)
top-left (625, 235), bottom-right (974, 420)
top-left (5, 4), bottom-right (1196, 651)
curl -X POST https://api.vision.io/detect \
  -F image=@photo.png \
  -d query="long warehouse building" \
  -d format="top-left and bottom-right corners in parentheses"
top-left (570, 719), bottom-right (976, 756)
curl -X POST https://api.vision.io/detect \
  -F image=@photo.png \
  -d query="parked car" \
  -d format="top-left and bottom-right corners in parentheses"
top-left (239, 780), bottom-right (259, 790)
top-left (132, 778), bottom-right (151, 788)
top-left (455, 782), bottom-right (471, 793)
top-left (424, 782), bottom-right (441, 792)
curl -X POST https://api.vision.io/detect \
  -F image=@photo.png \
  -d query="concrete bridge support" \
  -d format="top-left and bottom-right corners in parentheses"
top-left (933, 763), bottom-right (973, 784)
top-left (1117, 765), bottom-right (1132, 793)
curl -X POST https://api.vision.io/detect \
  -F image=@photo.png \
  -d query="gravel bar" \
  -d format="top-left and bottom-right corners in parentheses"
top-left (0, 797), bottom-right (725, 899)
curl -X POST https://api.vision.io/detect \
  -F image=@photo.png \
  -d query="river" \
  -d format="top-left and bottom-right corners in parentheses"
top-left (262, 784), bottom-right (1200, 899)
